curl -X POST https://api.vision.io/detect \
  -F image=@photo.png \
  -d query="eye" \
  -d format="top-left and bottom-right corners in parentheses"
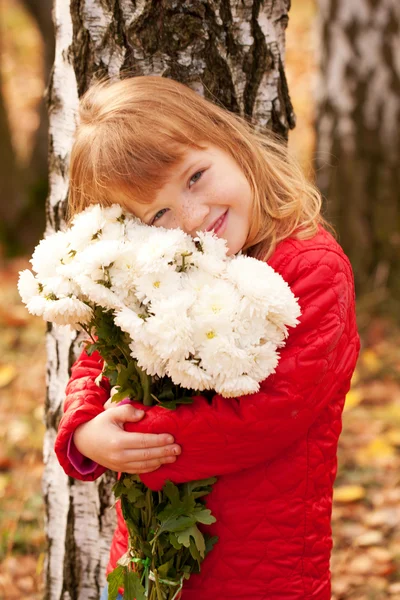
top-left (189, 170), bottom-right (204, 188)
top-left (151, 208), bottom-right (169, 224)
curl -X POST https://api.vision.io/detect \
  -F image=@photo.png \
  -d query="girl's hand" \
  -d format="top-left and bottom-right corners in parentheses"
top-left (73, 402), bottom-right (181, 474)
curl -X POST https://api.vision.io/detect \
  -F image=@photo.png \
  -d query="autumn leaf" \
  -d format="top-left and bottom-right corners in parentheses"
top-left (0, 364), bottom-right (17, 388)
top-left (334, 485), bottom-right (366, 503)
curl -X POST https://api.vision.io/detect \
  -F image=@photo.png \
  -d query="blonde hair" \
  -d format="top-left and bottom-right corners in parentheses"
top-left (68, 76), bottom-right (330, 260)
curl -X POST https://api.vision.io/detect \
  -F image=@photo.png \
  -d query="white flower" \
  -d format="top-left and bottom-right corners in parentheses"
top-left (167, 359), bottom-right (213, 391)
top-left (134, 227), bottom-right (195, 274)
top-left (114, 307), bottom-right (146, 339)
top-left (41, 275), bottom-right (81, 298)
top-left (76, 275), bottom-right (124, 310)
top-left (197, 335), bottom-right (248, 379)
top-left (183, 270), bottom-right (217, 294)
top-left (68, 204), bottom-right (125, 251)
top-left (142, 311), bottom-right (194, 362)
top-left (194, 230), bottom-right (228, 260)
top-left (190, 231), bottom-right (229, 276)
top-left (18, 270), bottom-right (40, 304)
top-left (235, 305), bottom-right (287, 347)
top-left (245, 342), bottom-right (280, 380)
top-left (129, 340), bottom-right (167, 377)
top-left (30, 230), bottom-right (71, 278)
top-left (26, 295), bottom-right (48, 317)
top-left (214, 375), bottom-right (259, 397)
top-left (21, 202), bottom-right (302, 399)
top-left (134, 270), bottom-right (182, 305)
top-left (225, 256), bottom-right (301, 326)
top-left (108, 245), bottom-right (139, 295)
top-left (61, 239), bottom-right (123, 281)
top-left (42, 297), bottom-right (93, 326)
top-left (190, 251), bottom-right (227, 276)
top-left (191, 280), bottom-right (240, 323)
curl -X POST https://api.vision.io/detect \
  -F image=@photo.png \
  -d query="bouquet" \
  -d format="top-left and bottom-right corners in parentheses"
top-left (19, 204), bottom-right (301, 599)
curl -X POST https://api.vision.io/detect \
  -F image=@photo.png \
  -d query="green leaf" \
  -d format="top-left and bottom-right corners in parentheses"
top-left (176, 524), bottom-right (206, 558)
top-left (157, 512), bottom-right (196, 535)
top-left (193, 507), bottom-right (216, 525)
top-left (176, 396), bottom-right (195, 405)
top-left (187, 478), bottom-right (217, 494)
top-left (107, 565), bottom-right (125, 600)
top-left (189, 537), bottom-right (202, 563)
top-left (85, 342), bottom-right (99, 356)
top-left (112, 480), bottom-right (126, 499)
top-left (127, 486), bottom-right (145, 504)
top-left (157, 558), bottom-right (174, 578)
top-left (111, 389), bottom-right (135, 403)
top-left (163, 480), bottom-right (180, 506)
top-left (205, 535), bottom-right (219, 555)
top-left (123, 570), bottom-right (146, 600)
top-left (169, 533), bottom-right (182, 550)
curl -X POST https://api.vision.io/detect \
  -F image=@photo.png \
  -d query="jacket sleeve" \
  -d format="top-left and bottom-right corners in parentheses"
top-left (54, 348), bottom-right (110, 481)
top-left (128, 248), bottom-right (359, 491)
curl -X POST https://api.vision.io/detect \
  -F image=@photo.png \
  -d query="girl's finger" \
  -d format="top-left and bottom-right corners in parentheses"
top-left (123, 455), bottom-right (177, 474)
top-left (123, 432), bottom-right (176, 449)
top-left (121, 445), bottom-right (180, 464)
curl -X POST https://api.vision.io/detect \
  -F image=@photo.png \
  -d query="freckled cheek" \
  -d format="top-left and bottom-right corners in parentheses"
top-left (168, 214), bottom-right (181, 229)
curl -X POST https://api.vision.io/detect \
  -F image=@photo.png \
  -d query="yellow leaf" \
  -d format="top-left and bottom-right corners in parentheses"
top-left (362, 349), bottom-right (381, 374)
top-left (385, 429), bottom-right (400, 447)
top-left (0, 364), bottom-right (17, 388)
top-left (334, 485), bottom-right (366, 503)
top-left (356, 437), bottom-right (395, 465)
top-left (344, 389), bottom-right (363, 412)
top-left (0, 474), bottom-right (9, 498)
top-left (351, 369), bottom-right (360, 386)
top-left (375, 404), bottom-right (400, 425)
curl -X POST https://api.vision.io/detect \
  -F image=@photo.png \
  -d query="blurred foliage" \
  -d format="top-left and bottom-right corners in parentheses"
top-left (0, 0), bottom-right (51, 257)
top-left (0, 1), bottom-right (399, 600)
top-left (0, 258), bottom-right (46, 598)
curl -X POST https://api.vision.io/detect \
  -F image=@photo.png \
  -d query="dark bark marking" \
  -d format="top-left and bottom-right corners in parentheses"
top-left (243, 0), bottom-right (270, 118)
top-left (61, 483), bottom-right (80, 600)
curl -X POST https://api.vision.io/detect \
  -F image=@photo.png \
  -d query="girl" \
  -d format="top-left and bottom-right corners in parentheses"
top-left (55, 76), bottom-right (360, 600)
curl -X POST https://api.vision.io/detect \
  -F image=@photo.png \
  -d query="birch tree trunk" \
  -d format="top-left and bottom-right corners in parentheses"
top-left (44, 1), bottom-right (294, 597)
top-left (315, 0), bottom-right (400, 305)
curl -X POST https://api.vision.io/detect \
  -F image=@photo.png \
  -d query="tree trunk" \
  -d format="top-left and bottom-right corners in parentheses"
top-left (315, 0), bottom-right (400, 308)
top-left (0, 28), bottom-right (24, 253)
top-left (45, 1), bottom-right (293, 597)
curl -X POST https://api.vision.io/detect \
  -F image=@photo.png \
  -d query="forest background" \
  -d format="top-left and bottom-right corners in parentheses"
top-left (0, 1), bottom-right (399, 599)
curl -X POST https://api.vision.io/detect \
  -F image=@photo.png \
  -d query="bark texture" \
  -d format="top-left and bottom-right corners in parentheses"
top-left (315, 0), bottom-right (400, 304)
top-left (45, 1), bottom-right (293, 597)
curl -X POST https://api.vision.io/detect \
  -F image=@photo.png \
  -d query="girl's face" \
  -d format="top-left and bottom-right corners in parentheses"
top-left (127, 144), bottom-right (253, 255)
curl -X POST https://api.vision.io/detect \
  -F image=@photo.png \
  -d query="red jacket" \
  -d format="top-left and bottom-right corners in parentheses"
top-left (55, 227), bottom-right (360, 599)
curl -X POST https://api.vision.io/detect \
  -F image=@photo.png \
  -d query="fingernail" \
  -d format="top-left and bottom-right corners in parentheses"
top-left (166, 436), bottom-right (174, 443)
top-left (136, 410), bottom-right (145, 416)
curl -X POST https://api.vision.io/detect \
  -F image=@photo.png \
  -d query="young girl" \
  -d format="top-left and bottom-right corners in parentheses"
top-left (54, 76), bottom-right (360, 600)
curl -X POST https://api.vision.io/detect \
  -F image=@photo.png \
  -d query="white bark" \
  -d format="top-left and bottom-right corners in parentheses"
top-left (45, 0), bottom-right (292, 597)
top-left (315, 0), bottom-right (400, 296)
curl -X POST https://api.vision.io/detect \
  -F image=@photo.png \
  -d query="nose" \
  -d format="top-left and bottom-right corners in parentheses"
top-left (179, 199), bottom-right (210, 236)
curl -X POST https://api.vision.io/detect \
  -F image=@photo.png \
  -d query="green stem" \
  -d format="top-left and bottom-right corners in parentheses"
top-left (153, 570), bottom-right (163, 600)
top-left (137, 364), bottom-right (152, 406)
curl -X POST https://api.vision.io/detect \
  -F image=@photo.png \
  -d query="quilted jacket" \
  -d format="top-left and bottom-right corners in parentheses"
top-left (55, 226), bottom-right (360, 599)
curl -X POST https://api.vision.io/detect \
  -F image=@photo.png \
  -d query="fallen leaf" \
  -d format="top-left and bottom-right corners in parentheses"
top-left (356, 437), bottom-right (396, 465)
top-left (334, 485), bottom-right (366, 503)
top-left (0, 364), bottom-right (17, 388)
top-left (385, 429), bottom-right (400, 447)
top-left (362, 349), bottom-right (382, 374)
top-left (344, 389), bottom-right (363, 411)
top-left (348, 554), bottom-right (374, 574)
top-left (355, 531), bottom-right (384, 546)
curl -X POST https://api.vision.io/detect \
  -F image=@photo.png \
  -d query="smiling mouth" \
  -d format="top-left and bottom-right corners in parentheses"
top-left (207, 210), bottom-right (228, 235)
